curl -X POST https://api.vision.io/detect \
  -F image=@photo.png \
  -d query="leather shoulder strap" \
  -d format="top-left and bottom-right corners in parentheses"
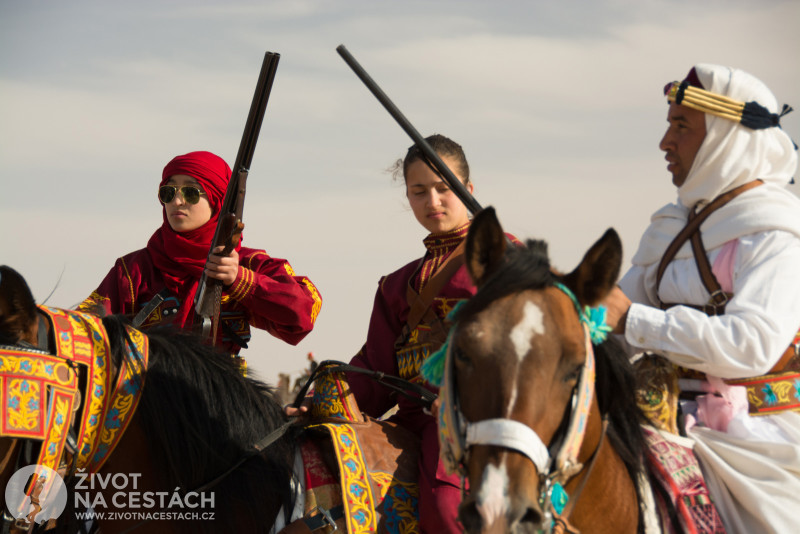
top-left (402, 241), bottom-right (466, 339)
top-left (688, 222), bottom-right (730, 311)
top-left (655, 180), bottom-right (762, 308)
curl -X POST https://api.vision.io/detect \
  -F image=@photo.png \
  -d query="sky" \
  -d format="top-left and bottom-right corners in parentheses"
top-left (1, 0), bottom-right (798, 386)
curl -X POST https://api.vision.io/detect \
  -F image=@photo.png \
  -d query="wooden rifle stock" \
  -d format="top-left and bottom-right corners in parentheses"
top-left (336, 44), bottom-right (483, 215)
top-left (194, 52), bottom-right (280, 341)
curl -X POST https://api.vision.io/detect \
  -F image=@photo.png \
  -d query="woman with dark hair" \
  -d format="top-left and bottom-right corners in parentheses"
top-left (319, 134), bottom-right (515, 532)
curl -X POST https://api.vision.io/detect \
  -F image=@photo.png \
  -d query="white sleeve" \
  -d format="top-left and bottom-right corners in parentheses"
top-left (619, 264), bottom-right (657, 307)
top-left (614, 265), bottom-right (653, 357)
top-left (624, 231), bottom-right (800, 379)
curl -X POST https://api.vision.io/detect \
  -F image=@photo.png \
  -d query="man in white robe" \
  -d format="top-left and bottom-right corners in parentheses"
top-left (605, 64), bottom-right (800, 533)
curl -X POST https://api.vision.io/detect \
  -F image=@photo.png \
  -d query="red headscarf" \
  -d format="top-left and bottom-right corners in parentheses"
top-left (145, 151), bottom-right (240, 327)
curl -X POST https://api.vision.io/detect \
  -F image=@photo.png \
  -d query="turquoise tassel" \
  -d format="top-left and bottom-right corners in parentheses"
top-left (551, 482), bottom-right (569, 514)
top-left (585, 305), bottom-right (612, 344)
top-left (420, 300), bottom-right (467, 387)
top-left (552, 283), bottom-right (612, 345)
top-left (447, 299), bottom-right (468, 321)
top-left (421, 340), bottom-right (447, 387)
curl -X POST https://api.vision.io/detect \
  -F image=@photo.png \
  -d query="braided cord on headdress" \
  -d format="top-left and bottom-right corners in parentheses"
top-left (666, 80), bottom-right (792, 130)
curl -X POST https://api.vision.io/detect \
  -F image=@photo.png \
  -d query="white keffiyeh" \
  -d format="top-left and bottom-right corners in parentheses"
top-left (631, 64), bottom-right (800, 269)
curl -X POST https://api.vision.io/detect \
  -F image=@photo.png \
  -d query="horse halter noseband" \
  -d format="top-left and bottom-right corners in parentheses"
top-left (437, 283), bottom-right (608, 524)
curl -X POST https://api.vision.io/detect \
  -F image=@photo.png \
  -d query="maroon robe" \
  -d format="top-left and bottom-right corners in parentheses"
top-left (79, 246), bottom-right (321, 354)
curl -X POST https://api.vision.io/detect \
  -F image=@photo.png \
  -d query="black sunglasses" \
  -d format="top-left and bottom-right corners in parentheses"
top-left (158, 185), bottom-right (206, 205)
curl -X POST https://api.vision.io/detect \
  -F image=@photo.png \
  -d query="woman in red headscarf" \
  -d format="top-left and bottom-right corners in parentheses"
top-left (79, 151), bottom-right (321, 355)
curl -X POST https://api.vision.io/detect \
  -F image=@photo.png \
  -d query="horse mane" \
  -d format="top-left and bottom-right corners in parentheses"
top-left (457, 238), bottom-right (554, 321)
top-left (101, 315), bottom-right (297, 531)
top-left (454, 240), bottom-right (647, 495)
top-left (593, 337), bottom-right (648, 490)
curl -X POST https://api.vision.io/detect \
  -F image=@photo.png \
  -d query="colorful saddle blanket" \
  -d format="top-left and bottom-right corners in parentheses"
top-left (643, 427), bottom-right (726, 533)
top-left (298, 363), bottom-right (421, 534)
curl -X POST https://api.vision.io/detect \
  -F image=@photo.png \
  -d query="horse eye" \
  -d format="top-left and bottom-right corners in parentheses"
top-left (564, 365), bottom-right (582, 384)
top-left (453, 346), bottom-right (469, 364)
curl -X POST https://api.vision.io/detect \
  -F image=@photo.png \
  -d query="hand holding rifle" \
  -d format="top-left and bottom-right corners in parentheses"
top-left (204, 246), bottom-right (240, 286)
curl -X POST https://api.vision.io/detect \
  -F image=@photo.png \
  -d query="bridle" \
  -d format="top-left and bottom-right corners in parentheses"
top-left (437, 282), bottom-right (610, 532)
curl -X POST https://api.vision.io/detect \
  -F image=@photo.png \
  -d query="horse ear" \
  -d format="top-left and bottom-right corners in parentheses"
top-left (0, 265), bottom-right (39, 344)
top-left (466, 207), bottom-right (507, 287)
top-left (562, 228), bottom-right (622, 307)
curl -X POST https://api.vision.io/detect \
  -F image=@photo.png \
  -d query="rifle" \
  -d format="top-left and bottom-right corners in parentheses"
top-left (194, 51), bottom-right (280, 343)
top-left (336, 44), bottom-right (483, 215)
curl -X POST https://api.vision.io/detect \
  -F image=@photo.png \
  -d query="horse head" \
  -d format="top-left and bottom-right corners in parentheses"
top-left (0, 266), bottom-right (63, 531)
top-left (0, 266), bottom-right (41, 347)
top-left (435, 208), bottom-right (637, 533)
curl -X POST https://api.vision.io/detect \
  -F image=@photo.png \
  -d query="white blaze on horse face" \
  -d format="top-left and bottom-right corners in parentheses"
top-left (476, 460), bottom-right (511, 529)
top-left (507, 301), bottom-right (545, 416)
top-left (510, 301), bottom-right (545, 362)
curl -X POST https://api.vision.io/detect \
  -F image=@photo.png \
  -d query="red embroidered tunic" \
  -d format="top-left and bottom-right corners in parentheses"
top-left (78, 246), bottom-right (321, 354)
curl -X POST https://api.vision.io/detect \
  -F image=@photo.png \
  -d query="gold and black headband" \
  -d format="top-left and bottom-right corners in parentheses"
top-left (665, 80), bottom-right (792, 130)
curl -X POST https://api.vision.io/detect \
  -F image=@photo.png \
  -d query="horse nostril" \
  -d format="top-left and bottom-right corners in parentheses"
top-left (520, 505), bottom-right (543, 527)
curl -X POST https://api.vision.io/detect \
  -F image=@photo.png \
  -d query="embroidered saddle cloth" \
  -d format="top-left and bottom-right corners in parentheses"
top-left (643, 427), bottom-right (727, 533)
top-left (301, 363), bottom-right (421, 533)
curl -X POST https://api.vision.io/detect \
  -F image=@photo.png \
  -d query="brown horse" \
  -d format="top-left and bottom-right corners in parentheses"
top-left (435, 208), bottom-right (648, 533)
top-left (0, 265), bottom-right (421, 533)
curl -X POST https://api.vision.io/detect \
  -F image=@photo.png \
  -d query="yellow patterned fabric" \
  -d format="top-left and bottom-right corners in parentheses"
top-left (0, 306), bottom-right (148, 474)
top-left (0, 349), bottom-right (78, 472)
top-left (305, 364), bottom-right (420, 532)
top-left (320, 422), bottom-right (419, 534)
top-left (395, 296), bottom-right (464, 384)
top-left (310, 364), bottom-right (364, 423)
top-left (396, 323), bottom-right (440, 383)
top-left (324, 423), bottom-right (378, 533)
top-left (634, 355), bottom-right (681, 435)
top-left (726, 371), bottom-right (800, 415)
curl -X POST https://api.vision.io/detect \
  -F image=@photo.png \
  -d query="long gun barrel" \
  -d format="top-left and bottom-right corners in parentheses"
top-left (336, 44), bottom-right (483, 215)
top-left (194, 51), bottom-right (280, 341)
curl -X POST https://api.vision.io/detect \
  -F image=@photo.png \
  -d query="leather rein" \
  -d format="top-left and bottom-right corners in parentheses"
top-left (290, 359), bottom-right (438, 410)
